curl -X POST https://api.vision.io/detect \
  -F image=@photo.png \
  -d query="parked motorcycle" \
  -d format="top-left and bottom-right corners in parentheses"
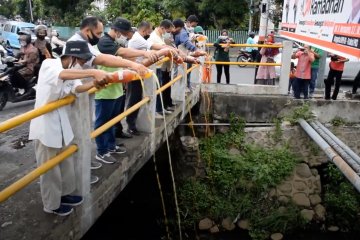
top-left (236, 49), bottom-right (253, 68)
top-left (0, 56), bottom-right (37, 111)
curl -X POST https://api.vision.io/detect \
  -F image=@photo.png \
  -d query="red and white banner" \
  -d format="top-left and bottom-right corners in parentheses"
top-left (280, 0), bottom-right (360, 60)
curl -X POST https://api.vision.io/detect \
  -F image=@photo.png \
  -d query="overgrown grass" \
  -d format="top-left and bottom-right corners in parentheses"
top-left (323, 163), bottom-right (360, 231)
top-left (178, 116), bottom-right (304, 239)
top-left (285, 103), bottom-right (314, 125)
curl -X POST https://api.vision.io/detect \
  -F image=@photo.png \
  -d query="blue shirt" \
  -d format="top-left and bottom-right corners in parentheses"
top-left (246, 37), bottom-right (256, 52)
top-left (174, 28), bottom-right (197, 52)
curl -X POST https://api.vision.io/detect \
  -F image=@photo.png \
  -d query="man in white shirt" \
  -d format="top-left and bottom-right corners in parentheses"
top-left (147, 19), bottom-right (175, 117)
top-left (126, 21), bottom-right (171, 135)
top-left (29, 41), bottom-right (108, 216)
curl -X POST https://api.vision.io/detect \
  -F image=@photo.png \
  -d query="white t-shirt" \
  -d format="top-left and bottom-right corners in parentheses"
top-left (147, 29), bottom-right (165, 68)
top-left (128, 32), bottom-right (152, 62)
top-left (29, 58), bottom-right (82, 148)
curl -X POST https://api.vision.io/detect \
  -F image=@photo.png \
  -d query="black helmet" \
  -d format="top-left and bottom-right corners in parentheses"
top-left (18, 30), bottom-right (32, 44)
top-left (249, 31), bottom-right (255, 37)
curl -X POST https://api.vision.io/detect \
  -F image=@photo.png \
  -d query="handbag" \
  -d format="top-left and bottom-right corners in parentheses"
top-left (266, 57), bottom-right (275, 63)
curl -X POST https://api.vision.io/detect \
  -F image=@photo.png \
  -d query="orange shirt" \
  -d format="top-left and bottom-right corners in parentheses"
top-left (330, 56), bottom-right (347, 71)
top-left (295, 51), bottom-right (315, 80)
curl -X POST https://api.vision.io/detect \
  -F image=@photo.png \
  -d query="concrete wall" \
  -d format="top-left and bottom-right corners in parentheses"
top-left (202, 93), bottom-right (360, 123)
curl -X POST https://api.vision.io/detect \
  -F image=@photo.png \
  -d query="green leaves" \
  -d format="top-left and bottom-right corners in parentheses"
top-left (179, 116), bottom-right (303, 237)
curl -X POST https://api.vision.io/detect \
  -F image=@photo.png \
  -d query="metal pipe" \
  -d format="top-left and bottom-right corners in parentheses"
top-left (315, 120), bottom-right (360, 165)
top-left (299, 119), bottom-right (360, 192)
top-left (0, 145), bottom-right (78, 203)
top-left (309, 121), bottom-right (360, 173)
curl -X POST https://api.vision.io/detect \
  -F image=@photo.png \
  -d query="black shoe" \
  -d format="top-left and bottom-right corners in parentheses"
top-left (127, 128), bottom-right (141, 136)
top-left (115, 131), bottom-right (133, 138)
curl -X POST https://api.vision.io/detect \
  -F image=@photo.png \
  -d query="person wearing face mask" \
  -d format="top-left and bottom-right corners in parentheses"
top-left (33, 25), bottom-right (53, 63)
top-left (29, 40), bottom-right (108, 216)
top-left (10, 31), bottom-right (39, 93)
top-left (94, 17), bottom-right (160, 165)
top-left (147, 19), bottom-right (176, 117)
top-left (64, 16), bottom-right (150, 185)
top-left (172, 18), bottom-right (206, 91)
top-left (126, 21), bottom-right (175, 136)
top-left (185, 15), bottom-right (199, 35)
top-left (51, 30), bottom-right (66, 56)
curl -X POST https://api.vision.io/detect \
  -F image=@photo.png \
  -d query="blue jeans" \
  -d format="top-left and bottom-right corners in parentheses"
top-left (187, 62), bottom-right (192, 88)
top-left (95, 97), bottom-right (123, 155)
top-left (155, 69), bottom-right (163, 113)
top-left (293, 78), bottom-right (310, 99)
top-left (309, 67), bottom-right (319, 94)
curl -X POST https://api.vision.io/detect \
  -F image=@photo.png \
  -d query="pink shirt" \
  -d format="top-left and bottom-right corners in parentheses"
top-left (294, 51), bottom-right (314, 80)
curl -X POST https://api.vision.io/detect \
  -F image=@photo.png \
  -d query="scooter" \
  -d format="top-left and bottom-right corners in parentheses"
top-left (236, 49), bottom-right (253, 68)
top-left (0, 56), bottom-right (37, 111)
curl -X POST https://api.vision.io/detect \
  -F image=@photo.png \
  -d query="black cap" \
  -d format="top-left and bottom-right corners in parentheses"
top-left (63, 41), bottom-right (93, 60)
top-left (112, 17), bottom-right (133, 32)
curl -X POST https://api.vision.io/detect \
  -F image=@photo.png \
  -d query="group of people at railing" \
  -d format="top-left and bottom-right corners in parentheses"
top-left (14, 17), bottom-right (293, 217)
top-left (28, 15), bottom-right (207, 216)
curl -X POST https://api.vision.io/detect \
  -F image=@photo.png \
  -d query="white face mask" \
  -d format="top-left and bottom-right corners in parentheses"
top-left (187, 27), bottom-right (194, 33)
top-left (163, 32), bottom-right (172, 40)
top-left (20, 41), bottom-right (27, 47)
top-left (70, 58), bottom-right (83, 70)
top-left (115, 35), bottom-right (128, 46)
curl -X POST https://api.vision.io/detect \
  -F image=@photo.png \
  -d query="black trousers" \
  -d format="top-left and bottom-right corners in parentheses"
top-left (352, 70), bottom-right (360, 94)
top-left (216, 64), bottom-right (230, 84)
top-left (126, 80), bottom-right (142, 130)
top-left (325, 69), bottom-right (343, 100)
top-left (161, 70), bottom-right (172, 108)
top-left (115, 91), bottom-right (126, 134)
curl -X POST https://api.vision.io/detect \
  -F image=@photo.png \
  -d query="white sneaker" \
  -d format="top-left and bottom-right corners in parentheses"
top-left (95, 153), bottom-right (116, 164)
top-left (155, 112), bottom-right (164, 119)
top-left (91, 161), bottom-right (102, 170)
top-left (90, 175), bottom-right (99, 185)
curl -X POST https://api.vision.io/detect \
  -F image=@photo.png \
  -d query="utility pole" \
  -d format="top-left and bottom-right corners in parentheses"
top-left (28, 0), bottom-right (34, 23)
top-left (258, 0), bottom-right (269, 42)
top-left (249, 0), bottom-right (253, 33)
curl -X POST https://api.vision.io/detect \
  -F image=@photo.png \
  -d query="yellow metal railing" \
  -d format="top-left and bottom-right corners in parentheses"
top-left (0, 71), bottom-right (154, 133)
top-left (0, 145), bottom-right (78, 202)
top-left (204, 61), bottom-right (282, 66)
top-left (0, 61), bottom-right (198, 203)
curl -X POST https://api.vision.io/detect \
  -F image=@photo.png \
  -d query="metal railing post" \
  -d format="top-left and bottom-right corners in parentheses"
top-left (279, 40), bottom-right (292, 95)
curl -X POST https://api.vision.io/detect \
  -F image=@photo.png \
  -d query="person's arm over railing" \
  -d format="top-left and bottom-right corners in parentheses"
top-left (179, 30), bottom-right (197, 52)
top-left (93, 54), bottom-right (149, 76)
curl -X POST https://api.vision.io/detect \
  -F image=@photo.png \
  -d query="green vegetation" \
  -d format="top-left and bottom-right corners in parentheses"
top-left (178, 116), bottom-right (304, 239)
top-left (285, 103), bottom-right (314, 125)
top-left (323, 163), bottom-right (360, 231)
top-left (271, 117), bottom-right (283, 142)
top-left (0, 0), bottom-right (284, 29)
top-left (330, 116), bottom-right (347, 126)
